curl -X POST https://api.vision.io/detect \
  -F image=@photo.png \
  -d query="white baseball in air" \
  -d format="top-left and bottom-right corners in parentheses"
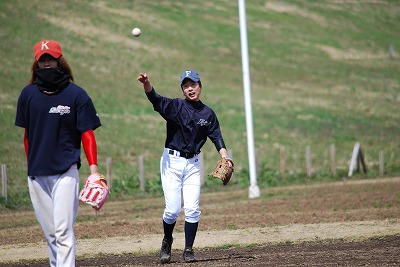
top-left (132, 27), bottom-right (141, 37)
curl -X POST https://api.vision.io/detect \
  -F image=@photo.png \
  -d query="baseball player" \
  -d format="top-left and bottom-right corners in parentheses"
top-left (15, 40), bottom-right (102, 267)
top-left (137, 70), bottom-right (232, 263)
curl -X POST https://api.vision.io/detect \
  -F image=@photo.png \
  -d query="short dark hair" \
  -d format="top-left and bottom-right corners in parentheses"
top-left (181, 79), bottom-right (202, 89)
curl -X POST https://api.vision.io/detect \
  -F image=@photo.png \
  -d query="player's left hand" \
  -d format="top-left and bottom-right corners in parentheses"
top-left (209, 158), bottom-right (234, 186)
top-left (79, 173), bottom-right (109, 211)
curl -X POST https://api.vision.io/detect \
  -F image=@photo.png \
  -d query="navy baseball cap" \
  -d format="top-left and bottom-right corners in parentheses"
top-left (180, 70), bottom-right (201, 86)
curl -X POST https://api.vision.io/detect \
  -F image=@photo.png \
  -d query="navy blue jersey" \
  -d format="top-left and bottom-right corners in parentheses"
top-left (15, 83), bottom-right (101, 176)
top-left (146, 88), bottom-right (224, 154)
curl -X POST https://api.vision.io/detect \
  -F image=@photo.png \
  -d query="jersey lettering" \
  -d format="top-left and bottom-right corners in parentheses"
top-left (49, 105), bottom-right (71, 115)
top-left (197, 119), bottom-right (210, 126)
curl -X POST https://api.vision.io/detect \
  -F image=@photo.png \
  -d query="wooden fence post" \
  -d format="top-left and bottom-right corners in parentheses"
top-left (306, 146), bottom-right (312, 177)
top-left (389, 44), bottom-right (395, 58)
top-left (280, 146), bottom-right (286, 179)
top-left (348, 142), bottom-right (367, 177)
top-left (1, 164), bottom-right (7, 201)
top-left (330, 144), bottom-right (336, 176)
top-left (139, 155), bottom-right (145, 191)
top-left (255, 148), bottom-right (260, 175)
top-left (379, 151), bottom-right (384, 176)
top-left (106, 157), bottom-right (112, 189)
top-left (228, 149), bottom-right (233, 178)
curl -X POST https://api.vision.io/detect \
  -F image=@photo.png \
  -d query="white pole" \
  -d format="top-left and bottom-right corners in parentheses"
top-left (238, 0), bottom-right (260, 199)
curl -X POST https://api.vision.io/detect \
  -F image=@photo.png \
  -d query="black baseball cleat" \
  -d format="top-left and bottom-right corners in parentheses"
top-left (183, 247), bottom-right (197, 262)
top-left (160, 238), bottom-right (173, 264)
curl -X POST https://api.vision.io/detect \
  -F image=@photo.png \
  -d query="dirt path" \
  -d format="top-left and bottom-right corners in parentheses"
top-left (73, 235), bottom-right (400, 267)
top-left (1, 219), bottom-right (400, 263)
top-left (0, 177), bottom-right (399, 265)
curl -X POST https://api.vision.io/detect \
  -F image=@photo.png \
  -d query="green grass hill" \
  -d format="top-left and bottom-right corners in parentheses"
top-left (1, 1), bottom-right (399, 207)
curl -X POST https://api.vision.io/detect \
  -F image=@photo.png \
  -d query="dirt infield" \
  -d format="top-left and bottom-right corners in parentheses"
top-left (2, 235), bottom-right (400, 266)
top-left (0, 177), bottom-right (399, 266)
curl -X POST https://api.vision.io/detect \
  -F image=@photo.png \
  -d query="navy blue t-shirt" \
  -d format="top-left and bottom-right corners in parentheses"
top-left (146, 87), bottom-right (224, 154)
top-left (15, 83), bottom-right (101, 176)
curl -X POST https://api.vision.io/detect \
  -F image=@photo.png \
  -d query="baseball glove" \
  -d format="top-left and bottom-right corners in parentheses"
top-left (79, 173), bottom-right (109, 211)
top-left (210, 158), bottom-right (234, 185)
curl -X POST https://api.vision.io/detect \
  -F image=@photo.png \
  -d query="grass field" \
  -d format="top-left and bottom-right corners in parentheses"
top-left (1, 1), bottom-right (400, 208)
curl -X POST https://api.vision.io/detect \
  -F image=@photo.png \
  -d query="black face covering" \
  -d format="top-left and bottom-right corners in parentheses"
top-left (35, 67), bottom-right (71, 93)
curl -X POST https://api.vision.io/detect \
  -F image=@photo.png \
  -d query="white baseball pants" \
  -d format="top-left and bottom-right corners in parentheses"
top-left (27, 164), bottom-right (79, 267)
top-left (160, 148), bottom-right (201, 224)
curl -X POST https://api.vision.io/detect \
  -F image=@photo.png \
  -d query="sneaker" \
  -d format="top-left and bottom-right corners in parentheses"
top-left (183, 247), bottom-right (197, 262)
top-left (160, 238), bottom-right (173, 264)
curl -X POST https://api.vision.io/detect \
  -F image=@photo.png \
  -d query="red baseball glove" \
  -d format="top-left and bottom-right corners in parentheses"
top-left (79, 173), bottom-right (109, 211)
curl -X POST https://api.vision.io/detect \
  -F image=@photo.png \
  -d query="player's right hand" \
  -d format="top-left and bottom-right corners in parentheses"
top-left (137, 73), bottom-right (149, 84)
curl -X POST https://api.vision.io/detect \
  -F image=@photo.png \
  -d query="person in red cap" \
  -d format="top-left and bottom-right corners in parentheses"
top-left (15, 40), bottom-right (102, 267)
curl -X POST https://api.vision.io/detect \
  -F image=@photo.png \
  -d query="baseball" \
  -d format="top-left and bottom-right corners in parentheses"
top-left (132, 27), bottom-right (141, 37)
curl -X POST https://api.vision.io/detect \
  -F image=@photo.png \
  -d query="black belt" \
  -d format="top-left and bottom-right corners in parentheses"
top-left (169, 149), bottom-right (196, 159)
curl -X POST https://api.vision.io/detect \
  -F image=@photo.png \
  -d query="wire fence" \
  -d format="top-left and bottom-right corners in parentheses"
top-left (2, 142), bottom-right (398, 202)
